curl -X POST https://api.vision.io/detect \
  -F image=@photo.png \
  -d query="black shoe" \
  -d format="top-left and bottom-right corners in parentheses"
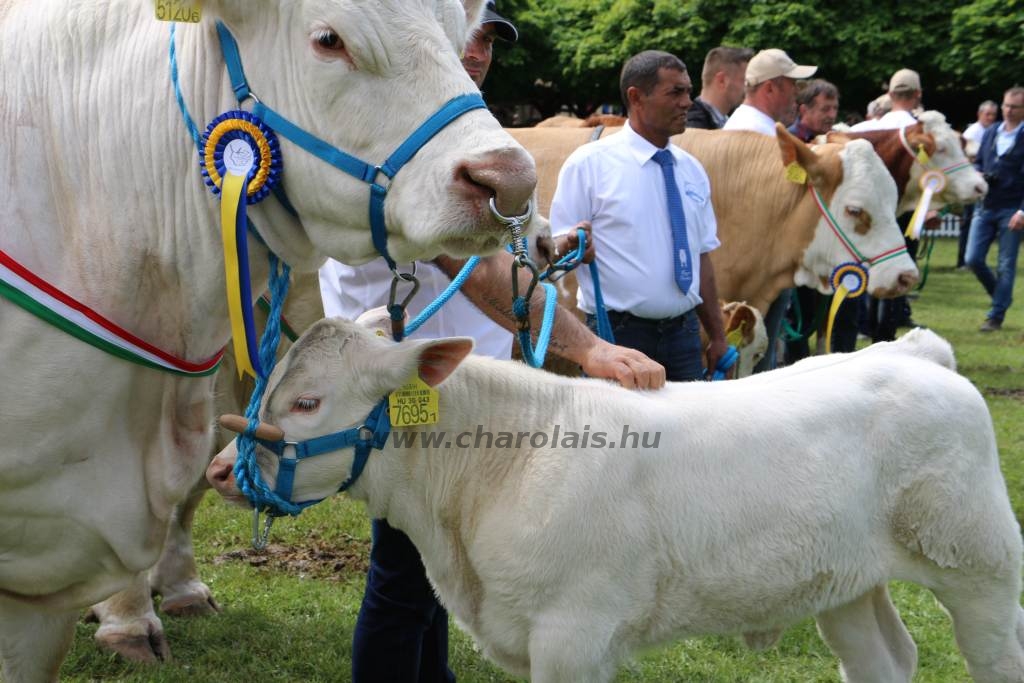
top-left (896, 319), bottom-right (927, 330)
top-left (980, 318), bottom-right (1002, 332)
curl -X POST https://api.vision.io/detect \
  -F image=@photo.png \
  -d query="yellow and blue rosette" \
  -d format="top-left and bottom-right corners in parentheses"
top-left (201, 111), bottom-right (282, 379)
top-left (825, 262), bottom-right (868, 354)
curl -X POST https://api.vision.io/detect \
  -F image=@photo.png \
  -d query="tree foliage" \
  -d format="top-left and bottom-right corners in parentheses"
top-left (485, 0), bottom-right (1024, 126)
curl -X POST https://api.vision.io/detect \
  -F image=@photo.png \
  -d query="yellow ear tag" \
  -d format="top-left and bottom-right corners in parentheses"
top-left (916, 144), bottom-right (931, 165)
top-left (725, 325), bottom-right (745, 348)
top-left (155, 1), bottom-right (202, 22)
top-left (388, 375), bottom-right (440, 427)
top-left (785, 162), bottom-right (808, 184)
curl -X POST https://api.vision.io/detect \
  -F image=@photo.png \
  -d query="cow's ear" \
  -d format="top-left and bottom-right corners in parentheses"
top-left (415, 338), bottom-right (475, 387)
top-left (729, 305), bottom-right (757, 345)
top-left (776, 124), bottom-right (835, 187)
top-left (463, 0), bottom-right (487, 32)
top-left (906, 130), bottom-right (937, 158)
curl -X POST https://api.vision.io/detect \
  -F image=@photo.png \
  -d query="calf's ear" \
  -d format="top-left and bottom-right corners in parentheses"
top-left (414, 338), bottom-right (475, 387)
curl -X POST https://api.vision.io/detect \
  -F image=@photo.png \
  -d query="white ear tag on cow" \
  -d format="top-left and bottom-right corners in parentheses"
top-left (785, 162), bottom-right (807, 184)
top-left (154, 1), bottom-right (202, 23)
top-left (389, 375), bottom-right (440, 427)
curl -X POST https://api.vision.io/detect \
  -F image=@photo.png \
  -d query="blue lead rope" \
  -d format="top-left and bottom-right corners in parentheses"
top-left (704, 344), bottom-right (739, 381)
top-left (405, 256), bottom-right (481, 337)
top-left (514, 282), bottom-right (558, 368)
top-left (232, 254), bottom-right (301, 517)
top-left (543, 228), bottom-right (614, 343)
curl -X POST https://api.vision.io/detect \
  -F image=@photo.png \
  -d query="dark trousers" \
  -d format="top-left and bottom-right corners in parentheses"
top-left (784, 287), bottom-right (860, 362)
top-left (958, 204), bottom-right (975, 268)
top-left (867, 216), bottom-right (918, 342)
top-left (352, 519), bottom-right (455, 683)
top-left (586, 310), bottom-right (703, 381)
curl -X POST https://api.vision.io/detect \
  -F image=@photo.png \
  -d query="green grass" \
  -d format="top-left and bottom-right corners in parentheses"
top-left (59, 239), bottom-right (1023, 682)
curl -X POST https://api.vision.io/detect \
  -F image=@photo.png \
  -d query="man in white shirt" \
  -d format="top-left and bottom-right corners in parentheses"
top-left (722, 48), bottom-right (816, 371)
top-left (327, 9), bottom-right (666, 683)
top-left (850, 68), bottom-right (922, 133)
top-left (550, 50), bottom-right (728, 381)
top-left (723, 48), bottom-right (817, 135)
top-left (958, 100), bottom-right (998, 267)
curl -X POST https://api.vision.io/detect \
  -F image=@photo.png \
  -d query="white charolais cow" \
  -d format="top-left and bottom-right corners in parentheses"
top-left (0, 0), bottom-right (542, 679)
top-left (209, 320), bottom-right (1024, 683)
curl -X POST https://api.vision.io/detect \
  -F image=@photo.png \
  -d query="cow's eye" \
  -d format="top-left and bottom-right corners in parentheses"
top-left (845, 206), bottom-right (863, 217)
top-left (314, 29), bottom-right (344, 51)
top-left (292, 397), bottom-right (321, 413)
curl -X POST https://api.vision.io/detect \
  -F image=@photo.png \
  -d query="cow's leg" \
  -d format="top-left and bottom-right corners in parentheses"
top-left (814, 584), bottom-right (917, 683)
top-left (528, 617), bottom-right (618, 683)
top-left (86, 571), bottom-right (170, 663)
top-left (929, 579), bottom-right (1024, 683)
top-left (149, 483), bottom-right (220, 616)
top-left (0, 598), bottom-right (77, 683)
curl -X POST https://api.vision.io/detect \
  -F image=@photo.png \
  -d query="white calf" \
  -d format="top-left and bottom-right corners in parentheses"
top-left (209, 323), bottom-right (1024, 683)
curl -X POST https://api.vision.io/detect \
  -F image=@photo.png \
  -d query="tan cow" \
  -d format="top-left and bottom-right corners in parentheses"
top-left (508, 125), bottom-right (918, 317)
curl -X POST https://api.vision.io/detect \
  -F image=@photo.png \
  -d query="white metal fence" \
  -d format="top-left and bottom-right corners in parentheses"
top-left (932, 214), bottom-right (963, 238)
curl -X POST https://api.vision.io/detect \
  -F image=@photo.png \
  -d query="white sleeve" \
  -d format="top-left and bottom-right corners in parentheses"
top-left (549, 152), bottom-right (593, 238)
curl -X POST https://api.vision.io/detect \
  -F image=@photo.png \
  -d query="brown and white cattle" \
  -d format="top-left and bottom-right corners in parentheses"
top-left (508, 125), bottom-right (918, 317)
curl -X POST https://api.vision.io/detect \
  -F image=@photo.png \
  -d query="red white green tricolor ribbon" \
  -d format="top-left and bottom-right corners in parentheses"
top-left (0, 248), bottom-right (223, 376)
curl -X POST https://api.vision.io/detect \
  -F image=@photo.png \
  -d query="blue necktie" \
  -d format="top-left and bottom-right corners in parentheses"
top-left (652, 149), bottom-right (692, 292)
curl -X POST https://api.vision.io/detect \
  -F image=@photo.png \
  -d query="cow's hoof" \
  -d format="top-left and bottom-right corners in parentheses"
top-left (93, 624), bottom-right (171, 663)
top-left (157, 581), bottom-right (221, 617)
top-left (160, 592), bottom-right (220, 617)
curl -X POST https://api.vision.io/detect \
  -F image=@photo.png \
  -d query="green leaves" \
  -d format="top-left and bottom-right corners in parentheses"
top-left (484, 0), bottom-right (1021, 123)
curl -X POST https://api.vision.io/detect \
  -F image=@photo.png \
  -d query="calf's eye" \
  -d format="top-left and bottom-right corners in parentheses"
top-left (845, 206), bottom-right (863, 217)
top-left (315, 30), bottom-right (343, 51)
top-left (292, 397), bottom-right (321, 413)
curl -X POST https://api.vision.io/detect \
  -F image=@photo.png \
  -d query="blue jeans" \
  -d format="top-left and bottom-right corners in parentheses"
top-left (586, 310), bottom-right (703, 381)
top-left (754, 288), bottom-right (791, 373)
top-left (352, 519), bottom-right (455, 683)
top-left (965, 207), bottom-right (1023, 323)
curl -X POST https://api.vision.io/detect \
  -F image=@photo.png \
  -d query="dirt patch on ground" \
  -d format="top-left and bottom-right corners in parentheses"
top-left (983, 387), bottom-right (1024, 401)
top-left (214, 534), bottom-right (370, 579)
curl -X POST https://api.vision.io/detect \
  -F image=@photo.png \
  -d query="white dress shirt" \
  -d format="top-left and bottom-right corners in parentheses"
top-left (722, 104), bottom-right (778, 137)
top-left (318, 258), bottom-right (513, 359)
top-left (963, 121), bottom-right (991, 146)
top-left (549, 122), bottom-right (719, 320)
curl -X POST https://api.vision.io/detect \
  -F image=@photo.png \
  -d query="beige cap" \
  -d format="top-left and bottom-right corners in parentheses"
top-left (888, 68), bottom-right (921, 93)
top-left (744, 48), bottom-right (817, 87)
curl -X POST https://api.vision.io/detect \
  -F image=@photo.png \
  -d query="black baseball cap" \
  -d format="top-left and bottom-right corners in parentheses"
top-left (481, 1), bottom-right (518, 42)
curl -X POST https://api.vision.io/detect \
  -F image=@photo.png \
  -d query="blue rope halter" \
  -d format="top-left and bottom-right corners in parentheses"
top-left (169, 20), bottom-right (490, 541)
top-left (209, 20), bottom-right (487, 270)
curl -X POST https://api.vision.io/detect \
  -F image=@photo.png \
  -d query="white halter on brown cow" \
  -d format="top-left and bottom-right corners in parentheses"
top-left (0, 1), bottom-right (544, 680)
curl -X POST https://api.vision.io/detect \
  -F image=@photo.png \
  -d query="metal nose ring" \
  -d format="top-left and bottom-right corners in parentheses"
top-left (489, 197), bottom-right (534, 226)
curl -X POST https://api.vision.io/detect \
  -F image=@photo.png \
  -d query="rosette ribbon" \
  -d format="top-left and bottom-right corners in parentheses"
top-left (201, 110), bottom-right (282, 378)
top-left (905, 170), bottom-right (946, 241)
top-left (825, 262), bottom-right (868, 354)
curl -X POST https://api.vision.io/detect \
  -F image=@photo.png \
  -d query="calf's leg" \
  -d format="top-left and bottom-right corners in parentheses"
top-left (930, 579), bottom-right (1024, 683)
top-left (814, 584), bottom-right (917, 683)
top-left (0, 597), bottom-right (77, 683)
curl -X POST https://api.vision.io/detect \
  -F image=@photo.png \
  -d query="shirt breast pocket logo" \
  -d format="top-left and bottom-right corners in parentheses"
top-left (683, 183), bottom-right (708, 206)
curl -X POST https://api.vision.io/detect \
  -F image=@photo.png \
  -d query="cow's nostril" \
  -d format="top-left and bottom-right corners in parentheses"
top-left (456, 147), bottom-right (537, 218)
